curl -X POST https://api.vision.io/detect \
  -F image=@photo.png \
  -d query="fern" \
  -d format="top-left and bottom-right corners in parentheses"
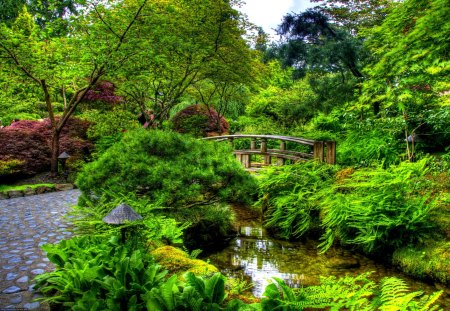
top-left (260, 273), bottom-right (443, 311)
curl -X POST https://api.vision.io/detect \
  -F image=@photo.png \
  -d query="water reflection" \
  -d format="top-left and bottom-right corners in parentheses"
top-left (208, 224), bottom-right (449, 307)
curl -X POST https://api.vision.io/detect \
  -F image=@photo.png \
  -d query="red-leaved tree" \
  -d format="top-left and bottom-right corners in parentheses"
top-left (0, 118), bottom-right (92, 177)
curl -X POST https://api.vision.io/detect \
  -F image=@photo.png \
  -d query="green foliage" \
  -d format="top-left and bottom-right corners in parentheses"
top-left (337, 128), bottom-right (403, 167)
top-left (319, 159), bottom-right (440, 254)
top-left (69, 191), bottom-right (187, 247)
top-left (0, 159), bottom-right (24, 177)
top-left (261, 273), bottom-right (443, 310)
top-left (35, 236), bottom-right (168, 310)
top-left (361, 0), bottom-right (450, 114)
top-left (161, 203), bottom-right (236, 251)
top-left (81, 108), bottom-right (139, 141)
top-left (256, 161), bottom-right (338, 239)
top-left (76, 129), bottom-right (256, 209)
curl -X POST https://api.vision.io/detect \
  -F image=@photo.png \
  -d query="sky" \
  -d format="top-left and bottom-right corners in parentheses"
top-left (237, 0), bottom-right (315, 39)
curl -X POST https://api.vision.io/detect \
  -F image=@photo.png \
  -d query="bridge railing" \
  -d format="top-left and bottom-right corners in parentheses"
top-left (204, 134), bottom-right (336, 168)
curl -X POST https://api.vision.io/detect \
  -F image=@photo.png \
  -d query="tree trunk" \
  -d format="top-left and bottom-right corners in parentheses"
top-left (50, 129), bottom-right (61, 176)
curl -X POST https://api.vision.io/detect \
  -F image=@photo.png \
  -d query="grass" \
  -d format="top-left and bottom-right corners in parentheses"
top-left (0, 183), bottom-right (55, 193)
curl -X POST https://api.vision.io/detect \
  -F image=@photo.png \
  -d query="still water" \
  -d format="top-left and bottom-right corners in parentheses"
top-left (207, 218), bottom-right (449, 307)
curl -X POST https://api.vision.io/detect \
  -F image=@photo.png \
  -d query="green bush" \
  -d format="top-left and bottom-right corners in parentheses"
top-left (0, 159), bottom-right (24, 177)
top-left (76, 129), bottom-right (257, 209)
top-left (319, 159), bottom-right (440, 254)
top-left (256, 161), bottom-right (338, 239)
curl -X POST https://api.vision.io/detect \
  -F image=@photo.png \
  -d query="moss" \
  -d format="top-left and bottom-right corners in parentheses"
top-left (151, 246), bottom-right (218, 277)
top-left (0, 183), bottom-right (55, 192)
top-left (392, 241), bottom-right (450, 285)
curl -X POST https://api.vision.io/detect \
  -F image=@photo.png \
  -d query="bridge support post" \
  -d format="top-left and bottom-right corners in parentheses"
top-left (260, 139), bottom-right (270, 165)
top-left (243, 154), bottom-right (251, 168)
top-left (251, 138), bottom-right (257, 150)
top-left (313, 141), bottom-right (324, 162)
top-left (325, 141), bottom-right (336, 164)
top-left (277, 141), bottom-right (286, 165)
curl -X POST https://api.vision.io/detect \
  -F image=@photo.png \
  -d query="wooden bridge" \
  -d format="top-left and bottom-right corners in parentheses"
top-left (204, 135), bottom-right (336, 169)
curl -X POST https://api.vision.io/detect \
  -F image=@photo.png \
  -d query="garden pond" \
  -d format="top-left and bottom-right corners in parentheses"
top-left (207, 211), bottom-right (450, 307)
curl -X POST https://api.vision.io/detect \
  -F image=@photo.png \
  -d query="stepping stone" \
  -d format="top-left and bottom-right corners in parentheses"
top-left (31, 269), bottom-right (45, 275)
top-left (16, 275), bottom-right (29, 283)
top-left (6, 272), bottom-right (18, 280)
top-left (24, 302), bottom-right (40, 310)
top-left (10, 294), bottom-right (23, 304)
top-left (2, 286), bottom-right (21, 294)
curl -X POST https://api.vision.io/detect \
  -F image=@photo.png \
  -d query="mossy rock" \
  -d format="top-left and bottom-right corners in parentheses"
top-left (151, 246), bottom-right (218, 277)
top-left (393, 241), bottom-right (450, 285)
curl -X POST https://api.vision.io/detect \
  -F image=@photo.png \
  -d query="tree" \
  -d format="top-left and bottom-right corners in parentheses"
top-left (360, 0), bottom-right (450, 120)
top-left (118, 0), bottom-right (254, 127)
top-left (274, 8), bottom-right (365, 79)
top-left (0, 1), bottom-right (149, 174)
top-left (310, 0), bottom-right (394, 33)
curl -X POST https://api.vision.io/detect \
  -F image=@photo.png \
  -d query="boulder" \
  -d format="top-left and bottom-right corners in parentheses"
top-left (327, 256), bottom-right (360, 269)
top-left (35, 186), bottom-right (53, 194)
top-left (23, 187), bottom-right (36, 196)
top-left (7, 190), bottom-right (23, 198)
top-left (55, 184), bottom-right (74, 191)
top-left (0, 192), bottom-right (9, 200)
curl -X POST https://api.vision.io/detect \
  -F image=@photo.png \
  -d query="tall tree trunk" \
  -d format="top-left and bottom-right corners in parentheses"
top-left (50, 129), bottom-right (61, 176)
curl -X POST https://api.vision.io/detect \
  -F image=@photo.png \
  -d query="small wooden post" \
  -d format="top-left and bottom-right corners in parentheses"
top-left (243, 154), bottom-right (251, 168)
top-left (260, 139), bottom-right (270, 165)
top-left (277, 140), bottom-right (286, 165)
top-left (313, 141), bottom-right (324, 162)
top-left (251, 138), bottom-right (257, 150)
top-left (236, 153), bottom-right (242, 164)
top-left (260, 139), bottom-right (267, 152)
top-left (228, 137), bottom-right (234, 147)
top-left (325, 141), bottom-right (336, 164)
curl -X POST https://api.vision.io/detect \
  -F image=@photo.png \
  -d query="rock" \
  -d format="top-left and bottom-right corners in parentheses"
top-left (7, 190), bottom-right (24, 198)
top-left (9, 294), bottom-right (23, 304)
top-left (16, 275), bottom-right (29, 283)
top-left (0, 192), bottom-right (9, 200)
top-left (327, 256), bottom-right (360, 269)
top-left (6, 272), bottom-right (18, 280)
top-left (23, 302), bottom-right (40, 310)
top-left (2, 286), bottom-right (21, 294)
top-left (23, 187), bottom-right (36, 196)
top-left (35, 186), bottom-right (52, 194)
top-left (31, 269), bottom-right (45, 275)
top-left (55, 183), bottom-right (74, 191)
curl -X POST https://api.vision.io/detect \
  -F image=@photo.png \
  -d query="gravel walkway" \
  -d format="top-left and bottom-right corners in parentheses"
top-left (0, 190), bottom-right (80, 310)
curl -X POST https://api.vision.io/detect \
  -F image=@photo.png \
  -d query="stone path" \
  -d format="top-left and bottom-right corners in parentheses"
top-left (0, 190), bottom-right (80, 310)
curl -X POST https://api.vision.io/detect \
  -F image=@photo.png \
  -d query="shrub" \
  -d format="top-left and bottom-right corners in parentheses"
top-left (0, 118), bottom-right (92, 177)
top-left (319, 159), bottom-right (440, 254)
top-left (76, 129), bottom-right (256, 209)
top-left (76, 130), bottom-right (256, 250)
top-left (255, 161), bottom-right (337, 239)
top-left (0, 159), bottom-right (25, 177)
top-left (160, 203), bottom-right (237, 250)
top-left (171, 104), bottom-right (229, 137)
